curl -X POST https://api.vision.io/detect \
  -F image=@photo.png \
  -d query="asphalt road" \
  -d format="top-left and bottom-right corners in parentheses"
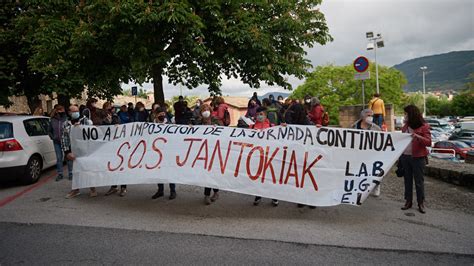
top-left (1, 166), bottom-right (473, 265)
top-left (1, 222), bottom-right (473, 265)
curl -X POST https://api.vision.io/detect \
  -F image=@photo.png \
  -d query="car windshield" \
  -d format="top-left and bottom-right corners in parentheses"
top-left (0, 122), bottom-right (14, 139)
top-left (453, 141), bottom-right (470, 148)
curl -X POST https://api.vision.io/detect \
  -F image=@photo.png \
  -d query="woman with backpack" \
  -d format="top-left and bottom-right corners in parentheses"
top-left (213, 96), bottom-right (230, 126)
top-left (308, 97), bottom-right (325, 126)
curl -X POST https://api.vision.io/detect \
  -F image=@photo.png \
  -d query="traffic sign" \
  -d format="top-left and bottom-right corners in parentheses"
top-left (131, 86), bottom-right (138, 96)
top-left (354, 71), bottom-right (370, 80)
top-left (353, 56), bottom-right (369, 73)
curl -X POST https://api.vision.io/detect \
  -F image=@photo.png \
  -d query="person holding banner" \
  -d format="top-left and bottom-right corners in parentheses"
top-left (400, 105), bottom-right (431, 214)
top-left (250, 107), bottom-right (279, 207)
top-left (352, 109), bottom-right (382, 197)
top-left (197, 104), bottom-right (221, 205)
top-left (284, 103), bottom-right (316, 209)
top-left (151, 107), bottom-right (177, 200)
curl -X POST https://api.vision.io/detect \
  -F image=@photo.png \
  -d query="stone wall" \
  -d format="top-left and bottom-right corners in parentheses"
top-left (339, 104), bottom-right (395, 131)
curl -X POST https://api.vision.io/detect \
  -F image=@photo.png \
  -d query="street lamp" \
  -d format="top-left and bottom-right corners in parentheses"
top-left (420, 66), bottom-right (428, 117)
top-left (366, 32), bottom-right (384, 94)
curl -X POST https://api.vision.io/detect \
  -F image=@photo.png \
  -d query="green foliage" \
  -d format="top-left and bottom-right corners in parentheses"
top-left (291, 63), bottom-right (406, 124)
top-left (451, 89), bottom-right (474, 116)
top-left (2, 1), bottom-right (332, 108)
top-left (426, 95), bottom-right (452, 117)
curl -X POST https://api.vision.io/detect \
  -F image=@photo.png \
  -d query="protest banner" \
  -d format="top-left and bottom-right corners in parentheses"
top-left (70, 123), bottom-right (411, 206)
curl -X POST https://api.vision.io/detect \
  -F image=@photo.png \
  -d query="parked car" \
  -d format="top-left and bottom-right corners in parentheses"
top-left (426, 119), bottom-right (454, 132)
top-left (449, 130), bottom-right (474, 148)
top-left (454, 121), bottom-right (474, 132)
top-left (432, 140), bottom-right (473, 160)
top-left (0, 116), bottom-right (56, 184)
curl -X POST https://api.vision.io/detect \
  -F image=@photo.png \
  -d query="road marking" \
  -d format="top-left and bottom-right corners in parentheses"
top-left (0, 172), bottom-right (55, 207)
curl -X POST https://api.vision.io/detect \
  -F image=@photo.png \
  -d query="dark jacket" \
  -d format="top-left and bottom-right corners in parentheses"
top-left (49, 115), bottom-right (67, 144)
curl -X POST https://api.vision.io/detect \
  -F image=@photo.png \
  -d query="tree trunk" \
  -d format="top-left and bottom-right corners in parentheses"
top-left (26, 95), bottom-right (41, 115)
top-left (152, 65), bottom-right (165, 106)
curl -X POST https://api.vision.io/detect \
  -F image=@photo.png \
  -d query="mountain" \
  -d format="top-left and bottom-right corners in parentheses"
top-left (393, 50), bottom-right (474, 92)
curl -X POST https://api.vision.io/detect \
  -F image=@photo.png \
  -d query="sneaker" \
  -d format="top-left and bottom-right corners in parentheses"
top-left (119, 188), bottom-right (127, 197)
top-left (272, 200), bottom-right (279, 207)
top-left (151, 190), bottom-right (164, 199)
top-left (372, 185), bottom-right (381, 197)
top-left (253, 198), bottom-right (261, 206)
top-left (309, 206), bottom-right (316, 209)
top-left (169, 191), bottom-right (177, 200)
top-left (89, 189), bottom-right (98, 197)
top-left (65, 190), bottom-right (80, 199)
top-left (105, 187), bottom-right (119, 196)
top-left (210, 192), bottom-right (219, 202)
top-left (297, 204), bottom-right (305, 208)
top-left (204, 196), bottom-right (211, 205)
top-left (55, 175), bottom-right (63, 182)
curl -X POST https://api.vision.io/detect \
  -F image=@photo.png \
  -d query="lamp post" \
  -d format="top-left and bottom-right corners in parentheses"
top-left (366, 32), bottom-right (384, 94)
top-left (420, 66), bottom-right (428, 117)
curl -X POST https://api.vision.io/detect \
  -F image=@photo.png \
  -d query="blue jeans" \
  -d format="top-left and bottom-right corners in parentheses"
top-left (54, 143), bottom-right (73, 177)
top-left (373, 114), bottom-right (383, 127)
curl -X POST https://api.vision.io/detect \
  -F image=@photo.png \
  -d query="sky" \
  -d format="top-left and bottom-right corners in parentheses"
top-left (124, 0), bottom-right (474, 99)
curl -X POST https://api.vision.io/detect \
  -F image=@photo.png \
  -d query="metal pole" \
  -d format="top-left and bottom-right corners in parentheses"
top-left (422, 70), bottom-right (426, 117)
top-left (374, 39), bottom-right (379, 94)
top-left (362, 80), bottom-right (365, 108)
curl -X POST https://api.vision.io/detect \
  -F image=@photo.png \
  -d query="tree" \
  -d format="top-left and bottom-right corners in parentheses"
top-left (451, 89), bottom-right (474, 116)
top-left (291, 63), bottom-right (406, 124)
top-left (35, 1), bottom-right (332, 106)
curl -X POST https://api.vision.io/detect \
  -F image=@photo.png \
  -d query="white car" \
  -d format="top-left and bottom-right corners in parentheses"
top-left (0, 115), bottom-right (56, 184)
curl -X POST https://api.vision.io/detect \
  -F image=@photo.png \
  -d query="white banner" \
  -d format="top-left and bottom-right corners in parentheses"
top-left (71, 123), bottom-right (411, 206)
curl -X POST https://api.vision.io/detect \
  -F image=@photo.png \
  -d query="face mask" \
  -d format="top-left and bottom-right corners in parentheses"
top-left (71, 112), bottom-right (80, 120)
top-left (202, 111), bottom-right (211, 118)
top-left (365, 117), bottom-right (373, 124)
top-left (139, 107), bottom-right (145, 112)
top-left (305, 99), bottom-right (311, 103)
top-left (257, 115), bottom-right (265, 122)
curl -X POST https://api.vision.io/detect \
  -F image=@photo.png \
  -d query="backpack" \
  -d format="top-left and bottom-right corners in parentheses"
top-left (223, 108), bottom-right (231, 126)
top-left (266, 107), bottom-right (279, 125)
top-left (322, 111), bottom-right (330, 126)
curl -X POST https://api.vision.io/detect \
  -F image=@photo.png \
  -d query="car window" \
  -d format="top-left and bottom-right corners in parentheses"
top-left (0, 122), bottom-right (14, 139)
top-left (453, 141), bottom-right (470, 148)
top-left (38, 118), bottom-right (51, 133)
top-left (23, 119), bottom-right (48, 136)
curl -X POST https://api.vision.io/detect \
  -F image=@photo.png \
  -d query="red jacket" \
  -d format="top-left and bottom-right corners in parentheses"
top-left (308, 105), bottom-right (324, 125)
top-left (251, 119), bottom-right (273, 129)
top-left (215, 103), bottom-right (229, 125)
top-left (402, 123), bottom-right (431, 158)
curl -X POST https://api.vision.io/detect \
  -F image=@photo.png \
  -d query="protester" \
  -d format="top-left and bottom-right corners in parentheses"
top-left (103, 102), bottom-right (127, 197)
top-left (127, 102), bottom-right (135, 119)
top-left (284, 103), bottom-right (315, 209)
top-left (134, 102), bottom-right (149, 122)
top-left (48, 105), bottom-right (72, 181)
top-left (32, 106), bottom-right (44, 116)
top-left (148, 103), bottom-right (161, 123)
top-left (247, 91), bottom-right (261, 108)
top-left (400, 105), bottom-right (431, 214)
top-left (277, 95), bottom-right (284, 105)
top-left (118, 105), bottom-right (133, 124)
top-left (246, 98), bottom-right (259, 120)
top-left (307, 97), bottom-right (324, 126)
top-left (197, 104), bottom-right (221, 205)
top-left (303, 94), bottom-right (312, 113)
top-left (86, 98), bottom-right (102, 125)
top-left (250, 106), bottom-right (279, 207)
top-left (151, 107), bottom-right (177, 200)
top-left (352, 109), bottom-right (382, 197)
top-left (64, 105), bottom-right (97, 199)
top-left (192, 99), bottom-right (203, 121)
top-left (262, 98), bottom-right (281, 125)
top-left (173, 96), bottom-right (187, 124)
top-left (368, 93), bottom-right (386, 127)
top-left (214, 96), bottom-right (230, 126)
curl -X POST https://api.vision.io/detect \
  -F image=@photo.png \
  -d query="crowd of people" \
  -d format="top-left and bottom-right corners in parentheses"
top-left (47, 92), bottom-right (430, 213)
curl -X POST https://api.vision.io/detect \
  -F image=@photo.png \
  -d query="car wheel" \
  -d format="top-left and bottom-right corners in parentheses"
top-left (21, 155), bottom-right (42, 184)
top-left (455, 153), bottom-right (462, 160)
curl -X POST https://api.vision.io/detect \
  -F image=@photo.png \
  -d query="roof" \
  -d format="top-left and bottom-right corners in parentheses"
top-left (0, 115), bottom-right (49, 122)
top-left (203, 96), bottom-right (249, 109)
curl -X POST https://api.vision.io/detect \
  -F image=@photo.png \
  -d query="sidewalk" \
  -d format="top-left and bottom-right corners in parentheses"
top-left (0, 169), bottom-right (473, 255)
